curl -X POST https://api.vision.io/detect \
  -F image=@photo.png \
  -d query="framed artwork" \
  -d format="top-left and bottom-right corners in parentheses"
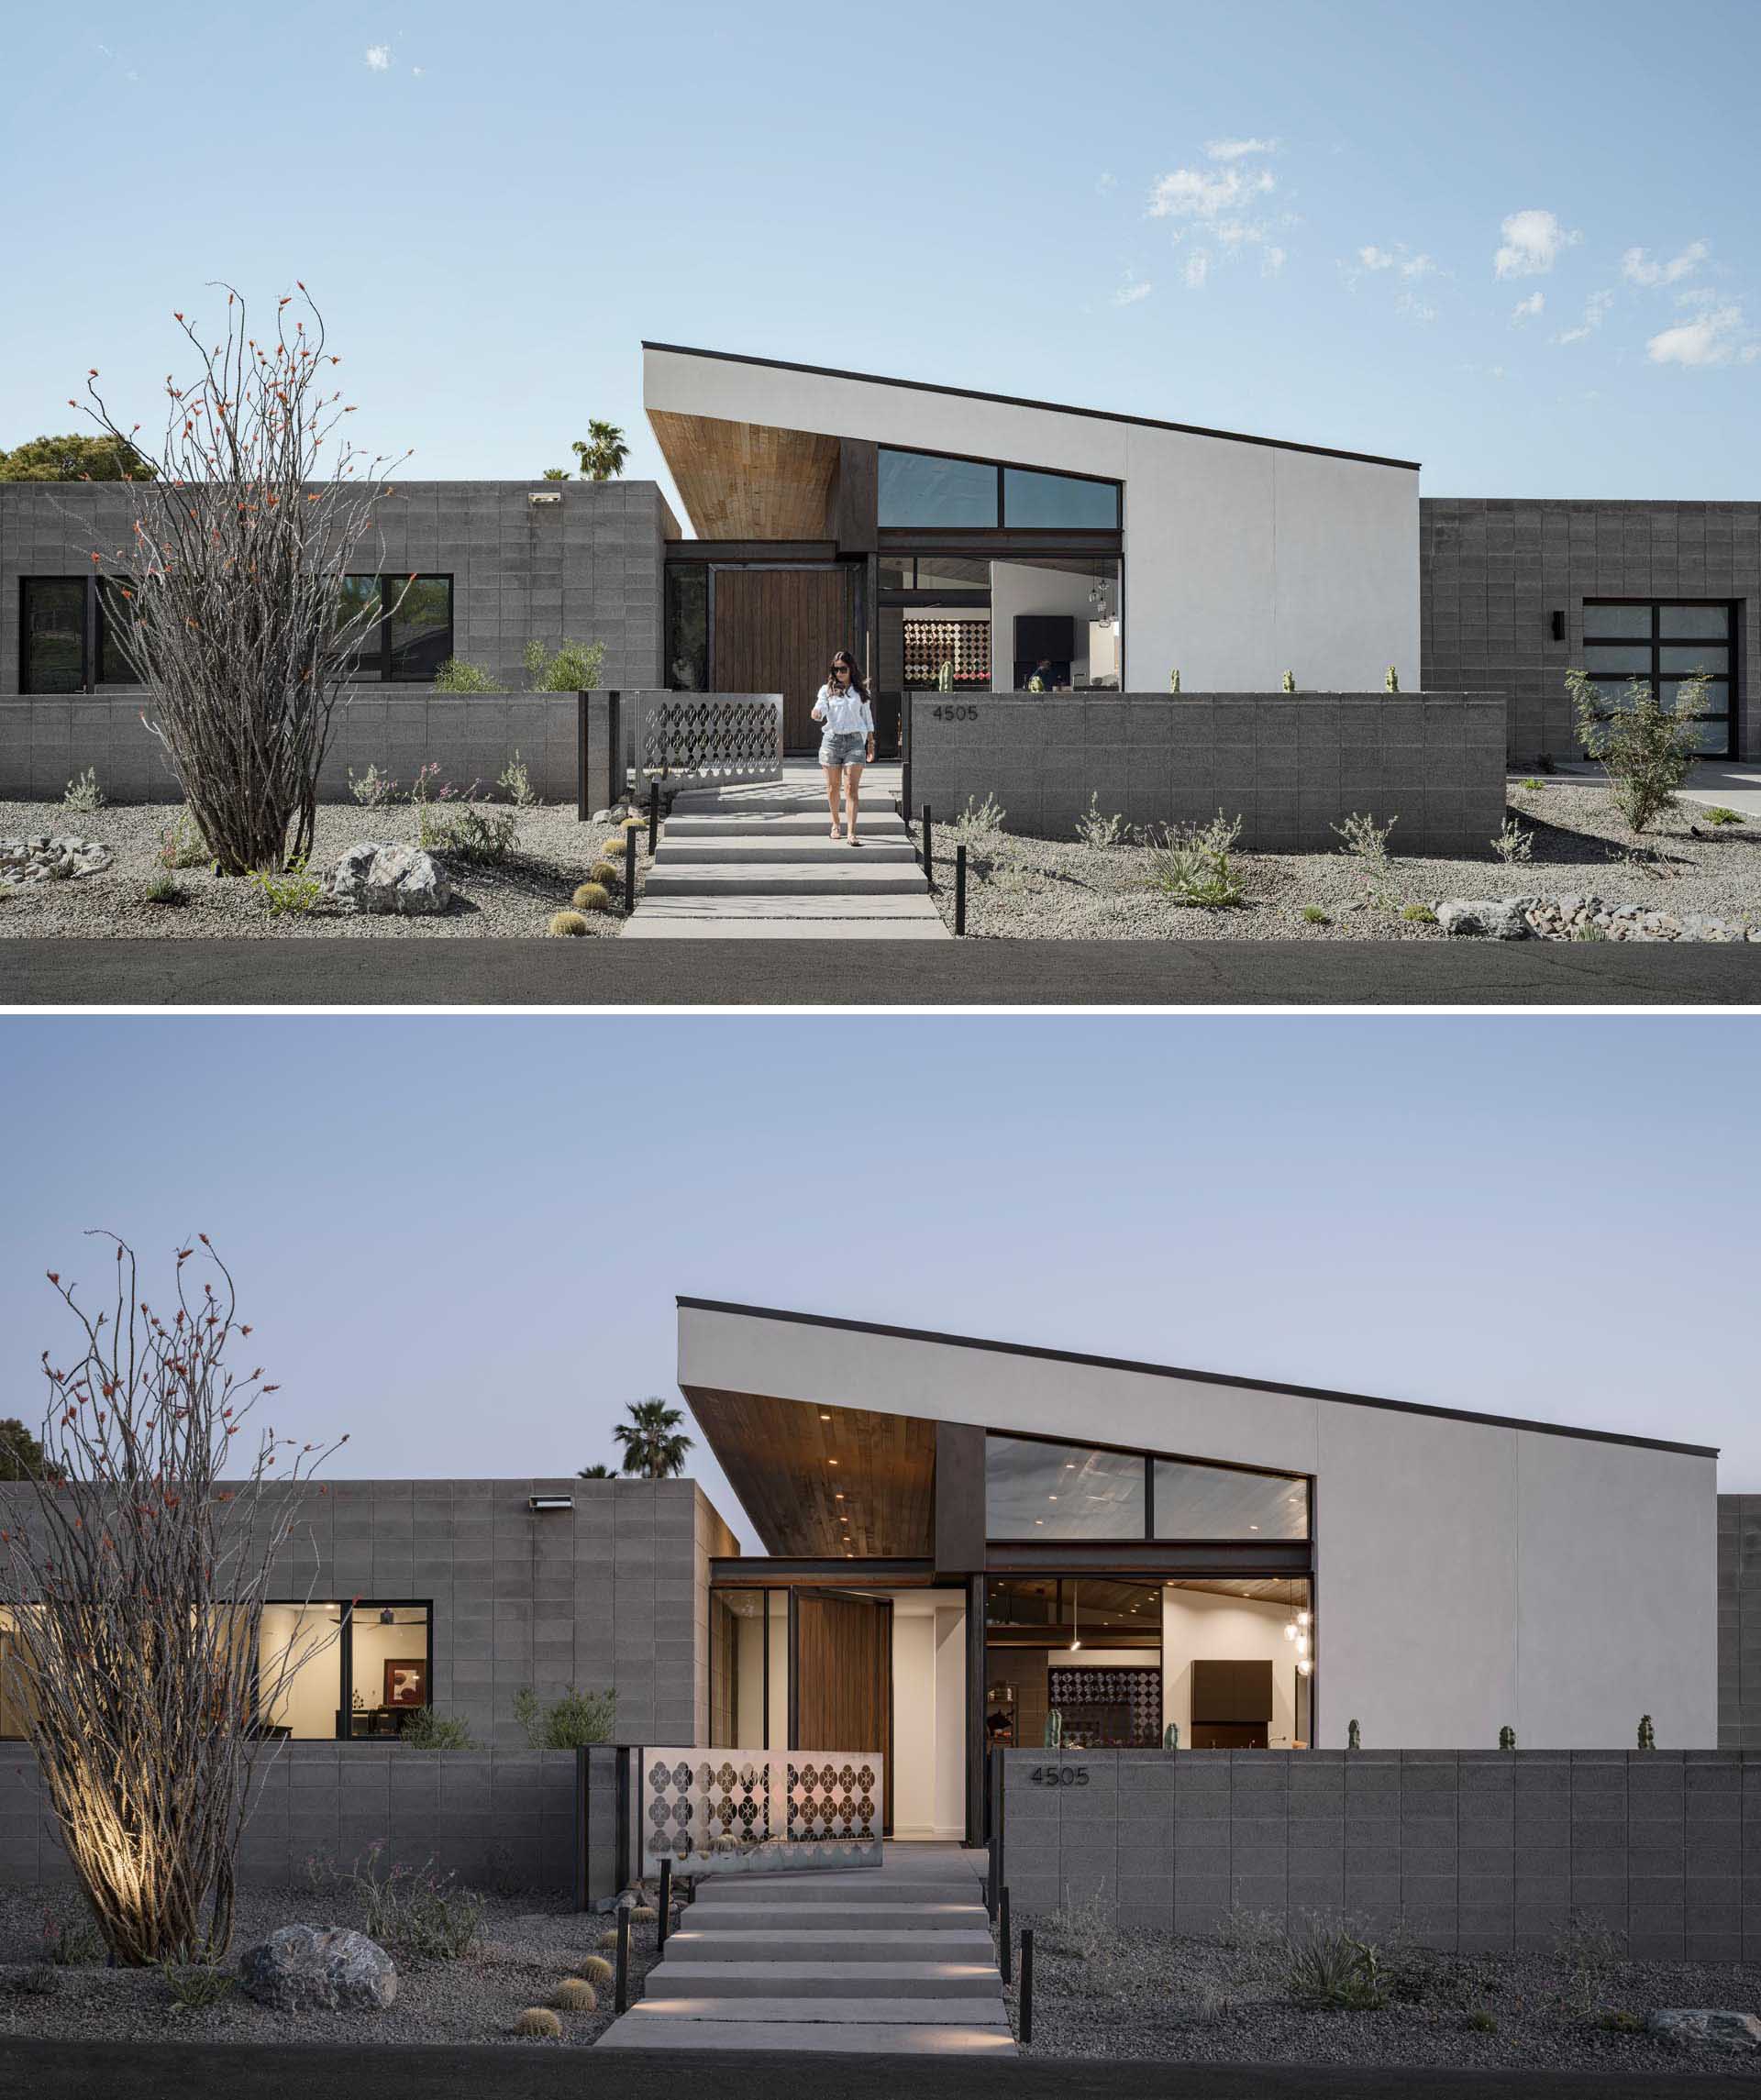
top-left (383, 1658), bottom-right (428, 1708)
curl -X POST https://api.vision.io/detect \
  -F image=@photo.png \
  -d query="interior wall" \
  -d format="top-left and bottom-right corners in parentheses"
top-left (989, 561), bottom-right (1107, 691)
top-left (887, 1589), bottom-right (965, 1839)
top-left (766, 1591), bottom-right (788, 1749)
top-left (1161, 1588), bottom-right (1301, 1748)
top-left (734, 1607), bottom-right (765, 1747)
top-left (260, 1604), bottom-right (340, 1740)
top-left (351, 1612), bottom-right (428, 1715)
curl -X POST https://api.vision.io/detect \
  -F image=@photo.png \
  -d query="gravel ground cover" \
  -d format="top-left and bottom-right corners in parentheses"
top-left (916, 781), bottom-right (1761, 941)
top-left (0, 800), bottom-right (647, 940)
top-left (1009, 1902), bottom-right (1761, 2073)
top-left (0, 1880), bottom-right (659, 2049)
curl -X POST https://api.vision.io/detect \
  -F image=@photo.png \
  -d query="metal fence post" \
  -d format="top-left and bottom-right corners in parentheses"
top-left (1019, 1924), bottom-right (1034, 2046)
top-left (615, 1905), bottom-right (630, 2014)
top-left (648, 779), bottom-right (659, 856)
top-left (1000, 1884), bottom-right (1012, 1984)
top-left (576, 691), bottom-right (589, 824)
top-left (923, 804), bottom-right (934, 890)
top-left (625, 823), bottom-right (637, 915)
top-left (955, 842), bottom-right (967, 935)
top-left (658, 1856), bottom-right (672, 1950)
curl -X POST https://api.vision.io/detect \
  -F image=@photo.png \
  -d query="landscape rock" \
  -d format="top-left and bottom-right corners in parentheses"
top-left (1435, 897), bottom-right (1533, 939)
top-left (1437, 892), bottom-right (1756, 943)
top-left (0, 835), bottom-right (113, 884)
top-left (1647, 2009), bottom-right (1761, 2052)
top-left (327, 841), bottom-right (451, 916)
top-left (238, 1924), bottom-right (396, 2012)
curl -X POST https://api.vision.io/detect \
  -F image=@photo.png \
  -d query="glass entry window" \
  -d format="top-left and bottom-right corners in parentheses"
top-left (1583, 602), bottom-right (1735, 756)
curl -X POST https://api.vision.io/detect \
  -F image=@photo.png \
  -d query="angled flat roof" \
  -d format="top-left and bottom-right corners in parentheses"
top-left (676, 1297), bottom-right (1717, 1459)
top-left (643, 341), bottom-right (1422, 473)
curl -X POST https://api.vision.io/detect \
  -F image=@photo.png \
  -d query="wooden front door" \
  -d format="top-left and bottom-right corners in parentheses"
top-left (712, 567), bottom-right (857, 754)
top-left (794, 1589), bottom-right (892, 1832)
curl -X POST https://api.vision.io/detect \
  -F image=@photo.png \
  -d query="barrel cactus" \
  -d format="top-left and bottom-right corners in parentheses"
top-left (574, 1954), bottom-right (615, 1985)
top-left (1638, 1713), bottom-right (1656, 1751)
top-left (629, 1904), bottom-right (658, 1924)
top-left (1499, 1725), bottom-right (1516, 1751)
top-left (573, 880), bottom-right (615, 912)
top-left (1347, 1718), bottom-right (1361, 1751)
top-left (595, 1927), bottom-right (619, 1951)
top-left (548, 909), bottom-right (589, 936)
top-left (515, 2007), bottom-right (562, 2039)
top-left (554, 1977), bottom-right (598, 2012)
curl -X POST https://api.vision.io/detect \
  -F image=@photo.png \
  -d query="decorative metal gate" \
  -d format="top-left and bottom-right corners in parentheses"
top-left (629, 692), bottom-right (783, 794)
top-left (637, 1746), bottom-right (883, 1878)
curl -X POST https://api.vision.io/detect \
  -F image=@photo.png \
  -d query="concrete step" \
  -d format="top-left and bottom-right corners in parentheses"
top-left (598, 2017), bottom-right (1015, 2053)
top-left (665, 1929), bottom-right (996, 1962)
top-left (622, 912), bottom-right (950, 941)
top-left (668, 795), bottom-right (895, 818)
top-left (665, 813), bottom-right (910, 838)
top-left (646, 1963), bottom-right (1001, 1999)
top-left (630, 894), bottom-right (944, 922)
top-left (689, 1885), bottom-right (984, 1908)
top-left (624, 1996), bottom-right (1008, 2025)
top-left (643, 864), bottom-right (928, 899)
top-left (679, 1902), bottom-right (989, 1930)
top-left (657, 838), bottom-right (918, 865)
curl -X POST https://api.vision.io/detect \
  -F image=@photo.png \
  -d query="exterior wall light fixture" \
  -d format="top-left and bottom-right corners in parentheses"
top-left (528, 491), bottom-right (563, 507)
top-left (527, 1494), bottom-right (574, 1512)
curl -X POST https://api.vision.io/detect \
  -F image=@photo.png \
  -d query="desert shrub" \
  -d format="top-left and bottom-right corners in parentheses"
top-left (1491, 818), bottom-right (1533, 864)
top-left (61, 768), bottom-right (105, 812)
top-left (514, 1686), bottom-right (617, 1748)
top-left (247, 857), bottom-right (324, 919)
top-left (1215, 1905), bottom-right (1289, 1956)
top-left (1286, 1916), bottom-right (1388, 2010)
top-left (441, 802), bottom-right (519, 866)
top-left (398, 1707), bottom-right (476, 1750)
top-left (1520, 778), bottom-right (1545, 793)
top-left (1331, 810), bottom-right (1399, 907)
top-left (1402, 902), bottom-right (1437, 923)
top-left (434, 658), bottom-right (500, 695)
top-left (11, 1963), bottom-right (60, 1996)
top-left (1301, 904), bottom-right (1330, 925)
top-left (554, 1976), bottom-right (597, 2012)
top-left (158, 806), bottom-right (211, 868)
top-left (348, 763), bottom-right (401, 809)
top-left (40, 1905), bottom-right (105, 1966)
top-left (586, 860), bottom-right (621, 890)
top-left (1600, 2008), bottom-right (1644, 2034)
top-left (1468, 2008), bottom-right (1498, 2033)
top-left (1552, 1910), bottom-right (1625, 2017)
top-left (949, 791), bottom-right (1006, 841)
top-left (571, 884), bottom-right (613, 914)
top-left (1144, 811), bottom-right (1245, 907)
top-left (143, 872), bottom-right (187, 907)
top-left (498, 751), bottom-right (538, 806)
top-left (526, 639), bottom-right (606, 693)
top-left (514, 2006), bottom-right (562, 2039)
top-left (410, 761), bottom-right (468, 846)
top-left (1704, 805), bottom-right (1744, 825)
top-left (161, 1960), bottom-right (234, 2008)
top-left (574, 1953), bottom-right (615, 1985)
top-left (548, 910), bottom-right (588, 936)
top-left (1567, 666), bottom-right (1710, 834)
top-left (1074, 791), bottom-right (1126, 849)
top-left (315, 1841), bottom-right (484, 1961)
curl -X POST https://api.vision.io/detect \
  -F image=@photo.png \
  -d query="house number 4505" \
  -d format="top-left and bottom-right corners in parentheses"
top-left (1029, 1765), bottom-right (1090, 1785)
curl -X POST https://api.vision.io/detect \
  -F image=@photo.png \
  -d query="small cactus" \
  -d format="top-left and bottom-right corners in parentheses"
top-left (1347, 1718), bottom-right (1361, 1751)
top-left (574, 1954), bottom-right (615, 1984)
top-left (1499, 1725), bottom-right (1516, 1751)
top-left (1281, 670), bottom-right (1297, 694)
top-left (575, 883), bottom-right (614, 913)
top-left (1027, 675), bottom-right (1047, 694)
top-left (586, 860), bottom-right (621, 889)
top-left (937, 658), bottom-right (955, 692)
top-left (553, 1977), bottom-right (598, 2012)
top-left (514, 2006), bottom-right (562, 2039)
top-left (1385, 665), bottom-right (1400, 693)
top-left (628, 1904), bottom-right (658, 1924)
top-left (1637, 1713), bottom-right (1656, 1751)
top-left (595, 1927), bottom-right (619, 1951)
top-left (1169, 668), bottom-right (1181, 694)
top-left (1163, 1722), bottom-right (1180, 1751)
top-left (1044, 1708), bottom-right (1063, 1750)
top-left (548, 909), bottom-right (589, 936)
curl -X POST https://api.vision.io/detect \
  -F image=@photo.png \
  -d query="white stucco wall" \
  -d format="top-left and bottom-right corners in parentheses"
top-left (677, 1303), bottom-right (1718, 1750)
top-left (643, 347), bottom-right (1419, 692)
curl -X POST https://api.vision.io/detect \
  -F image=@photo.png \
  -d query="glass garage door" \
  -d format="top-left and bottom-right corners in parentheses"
top-left (1583, 602), bottom-right (1736, 757)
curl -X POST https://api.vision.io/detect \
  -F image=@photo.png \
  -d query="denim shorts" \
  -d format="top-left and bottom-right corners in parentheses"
top-left (819, 730), bottom-right (868, 768)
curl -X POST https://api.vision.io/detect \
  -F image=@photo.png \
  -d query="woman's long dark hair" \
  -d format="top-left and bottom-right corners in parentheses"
top-left (829, 648), bottom-right (868, 702)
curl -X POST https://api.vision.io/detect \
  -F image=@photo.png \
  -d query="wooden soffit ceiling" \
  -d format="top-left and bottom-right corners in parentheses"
top-left (682, 1385), bottom-right (936, 1560)
top-left (649, 410), bottom-right (840, 540)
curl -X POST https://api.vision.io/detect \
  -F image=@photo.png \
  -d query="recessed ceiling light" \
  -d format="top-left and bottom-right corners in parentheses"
top-left (827, 1458), bottom-right (837, 1466)
top-left (820, 1413), bottom-right (832, 1421)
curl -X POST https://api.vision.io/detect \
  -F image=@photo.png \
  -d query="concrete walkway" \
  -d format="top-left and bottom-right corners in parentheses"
top-left (623, 763), bottom-right (950, 941)
top-left (598, 1842), bottom-right (1013, 2054)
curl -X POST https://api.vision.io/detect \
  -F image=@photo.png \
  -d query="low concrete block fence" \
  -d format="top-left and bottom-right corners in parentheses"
top-left (996, 1748), bottom-right (1757, 1962)
top-left (906, 691), bottom-right (1509, 855)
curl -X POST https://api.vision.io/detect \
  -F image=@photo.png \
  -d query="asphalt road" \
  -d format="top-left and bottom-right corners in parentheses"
top-left (3, 937), bottom-right (1759, 1007)
top-left (3, 2038), bottom-right (1756, 2100)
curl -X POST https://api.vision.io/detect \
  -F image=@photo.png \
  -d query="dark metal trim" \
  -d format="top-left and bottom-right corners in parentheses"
top-left (985, 1542), bottom-right (1312, 1577)
top-left (710, 1555), bottom-right (936, 1586)
top-left (1582, 597), bottom-right (1737, 761)
top-left (642, 340), bottom-right (1423, 471)
top-left (673, 1296), bottom-right (1718, 1456)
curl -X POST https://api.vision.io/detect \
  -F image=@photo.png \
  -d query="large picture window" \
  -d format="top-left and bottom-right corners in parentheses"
top-left (1153, 1459), bottom-right (1310, 1540)
top-left (339, 575), bottom-right (454, 681)
top-left (986, 1431), bottom-right (1312, 1542)
top-left (879, 449), bottom-right (1121, 533)
top-left (19, 576), bottom-right (145, 692)
top-left (256, 1600), bottom-right (433, 1739)
top-left (1583, 602), bottom-right (1734, 757)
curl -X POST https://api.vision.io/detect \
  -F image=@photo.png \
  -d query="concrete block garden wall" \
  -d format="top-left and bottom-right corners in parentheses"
top-left (999, 1748), bottom-right (1758, 1962)
top-left (906, 692), bottom-right (1508, 855)
top-left (1719, 1493), bottom-right (1761, 1752)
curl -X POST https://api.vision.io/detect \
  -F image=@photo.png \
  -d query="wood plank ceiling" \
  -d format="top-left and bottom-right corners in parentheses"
top-left (681, 1386), bottom-right (936, 1558)
top-left (648, 410), bottom-right (840, 539)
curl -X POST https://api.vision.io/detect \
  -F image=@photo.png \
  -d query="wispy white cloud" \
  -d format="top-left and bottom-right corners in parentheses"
top-left (1646, 293), bottom-right (1758, 367)
top-left (1148, 163), bottom-right (1275, 221)
top-left (1622, 239), bottom-right (1708, 287)
top-left (1097, 171), bottom-right (1117, 195)
top-left (1205, 136), bottom-right (1279, 160)
top-left (1182, 251), bottom-right (1211, 290)
top-left (1512, 291), bottom-right (1545, 323)
top-left (1552, 287), bottom-right (1614, 346)
top-left (1493, 208), bottom-right (1580, 279)
top-left (364, 42), bottom-right (392, 69)
top-left (1112, 272), bottom-right (1153, 306)
top-left (1396, 291), bottom-right (1438, 325)
top-left (1346, 243), bottom-right (1435, 287)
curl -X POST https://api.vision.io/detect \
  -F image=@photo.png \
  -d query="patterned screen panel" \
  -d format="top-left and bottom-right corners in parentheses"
top-left (640, 1747), bottom-right (883, 1877)
top-left (632, 692), bottom-right (783, 791)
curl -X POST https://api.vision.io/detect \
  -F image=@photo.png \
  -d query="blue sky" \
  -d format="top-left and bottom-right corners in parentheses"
top-left (0, 1016), bottom-right (1755, 1534)
top-left (5, 0), bottom-right (1759, 500)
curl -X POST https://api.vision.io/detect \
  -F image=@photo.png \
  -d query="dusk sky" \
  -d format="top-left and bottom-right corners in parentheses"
top-left (4, 1), bottom-right (1760, 500)
top-left (1, 1015), bottom-right (1754, 1532)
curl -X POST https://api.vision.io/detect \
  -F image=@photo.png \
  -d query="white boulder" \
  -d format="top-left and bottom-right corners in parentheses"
top-left (327, 841), bottom-right (451, 916)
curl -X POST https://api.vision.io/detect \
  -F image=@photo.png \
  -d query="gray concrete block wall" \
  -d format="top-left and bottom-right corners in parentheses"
top-left (908, 693), bottom-right (1509, 855)
top-left (1717, 1493), bottom-right (1761, 1752)
top-left (1001, 1748), bottom-right (1754, 1961)
top-left (1420, 499), bottom-right (1760, 764)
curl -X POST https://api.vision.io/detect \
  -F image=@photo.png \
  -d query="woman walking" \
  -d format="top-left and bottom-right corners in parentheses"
top-left (811, 649), bottom-right (876, 844)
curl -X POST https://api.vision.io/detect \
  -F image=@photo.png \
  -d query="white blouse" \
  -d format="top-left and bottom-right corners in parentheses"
top-left (813, 683), bottom-right (874, 735)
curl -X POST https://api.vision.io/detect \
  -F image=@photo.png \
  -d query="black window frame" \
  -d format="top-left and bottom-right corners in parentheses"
top-left (256, 1596), bottom-right (437, 1741)
top-left (878, 443), bottom-right (1122, 535)
top-left (983, 1427), bottom-right (1312, 1546)
top-left (19, 575), bottom-right (94, 694)
top-left (340, 573), bottom-right (455, 683)
top-left (1583, 599), bottom-right (1736, 760)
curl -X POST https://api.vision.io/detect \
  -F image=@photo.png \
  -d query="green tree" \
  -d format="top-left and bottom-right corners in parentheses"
top-left (613, 1398), bottom-right (693, 1479)
top-left (1567, 666), bottom-right (1711, 834)
top-left (570, 422), bottom-right (628, 481)
top-left (0, 1416), bottom-right (61, 1482)
top-left (577, 1462), bottom-right (614, 1478)
top-left (541, 467), bottom-right (569, 481)
top-left (0, 433), bottom-right (158, 481)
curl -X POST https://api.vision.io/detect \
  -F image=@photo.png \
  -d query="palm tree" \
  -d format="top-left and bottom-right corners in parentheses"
top-left (571, 422), bottom-right (629, 482)
top-left (577, 1462), bottom-right (614, 1479)
top-left (613, 1398), bottom-right (693, 1479)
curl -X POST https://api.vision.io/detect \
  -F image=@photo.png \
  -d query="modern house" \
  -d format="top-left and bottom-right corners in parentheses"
top-left (4, 343), bottom-right (1755, 794)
